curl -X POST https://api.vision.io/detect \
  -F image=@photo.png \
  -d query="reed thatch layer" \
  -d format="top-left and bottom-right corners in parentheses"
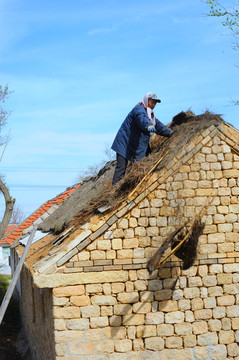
top-left (38, 111), bottom-right (226, 234)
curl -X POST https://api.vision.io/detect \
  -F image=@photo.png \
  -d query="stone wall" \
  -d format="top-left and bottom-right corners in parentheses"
top-left (21, 265), bottom-right (55, 360)
top-left (52, 132), bottom-right (239, 359)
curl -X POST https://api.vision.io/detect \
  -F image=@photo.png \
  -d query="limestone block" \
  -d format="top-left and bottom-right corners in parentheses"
top-left (112, 239), bottom-right (122, 250)
top-left (53, 285), bottom-right (85, 297)
top-left (132, 302), bottom-right (151, 314)
top-left (146, 226), bottom-right (159, 237)
top-left (228, 343), bottom-right (239, 357)
top-left (225, 213), bottom-right (238, 223)
top-left (96, 340), bottom-right (115, 354)
top-left (188, 276), bottom-right (202, 287)
top-left (191, 298), bottom-right (203, 311)
top-left (123, 314), bottom-right (144, 326)
top-left (129, 217), bottom-right (138, 228)
top-left (198, 265), bottom-right (208, 277)
top-left (156, 324), bottom-right (174, 337)
top-left (54, 319), bottom-right (67, 331)
top-left (211, 162), bottom-right (221, 171)
top-left (114, 229), bottom-right (125, 238)
top-left (150, 198), bottom-right (163, 208)
top-left (204, 297), bottom-right (216, 309)
top-left (54, 330), bottom-right (83, 343)
top-left (194, 309), bottom-right (212, 320)
top-left (208, 319), bottom-right (222, 332)
top-left (91, 295), bottom-right (116, 306)
top-left (109, 315), bottom-right (122, 327)
top-left (182, 335), bottom-right (196, 349)
top-left (117, 292), bottom-right (139, 304)
top-left (101, 305), bottom-right (113, 316)
top-left (232, 318), bottom-right (239, 330)
top-left (77, 251), bottom-right (90, 261)
top-left (165, 336), bottom-right (183, 349)
top-left (212, 306), bottom-right (226, 319)
top-left (192, 321), bottom-right (208, 335)
top-left (219, 243), bottom-right (235, 255)
top-left (199, 243), bottom-right (218, 255)
top-left (158, 300), bottom-right (178, 312)
top-left (224, 263), bottom-right (239, 273)
top-left (145, 337), bottom-right (164, 351)
top-left (145, 312), bottom-right (164, 325)
top-left (200, 287), bottom-right (208, 299)
top-left (70, 295), bottom-right (90, 306)
top-left (172, 289), bottom-right (184, 301)
top-left (218, 223), bottom-right (233, 232)
top-left (114, 339), bottom-right (132, 353)
top-left (112, 283), bottom-right (125, 294)
top-left (184, 287), bottom-right (200, 299)
top-left (218, 330), bottom-right (235, 344)
top-left (53, 297), bottom-right (69, 306)
top-left (55, 343), bottom-right (67, 356)
top-left (66, 318), bottom-right (89, 330)
top-left (133, 249), bottom-right (145, 259)
top-left (85, 283), bottom-right (103, 293)
top-left (221, 317), bottom-right (231, 330)
top-left (174, 322), bottom-right (192, 336)
top-left (133, 338), bottom-right (144, 351)
top-left (140, 291), bottom-right (154, 302)
top-left (206, 154), bottom-right (218, 162)
top-left (104, 230), bottom-right (113, 240)
top-left (81, 305), bottom-right (100, 318)
top-left (185, 310), bottom-right (195, 322)
top-left (223, 169), bottom-right (239, 178)
top-left (124, 326), bottom-right (136, 340)
top-left (214, 214), bottom-right (225, 224)
top-left (202, 275), bottom-right (217, 287)
top-left (217, 295), bottom-right (235, 306)
top-left (125, 281), bottom-right (134, 292)
top-left (138, 236), bottom-right (151, 247)
top-left (178, 299), bottom-right (191, 311)
top-left (114, 304), bottom-right (132, 315)
top-left (90, 250), bottom-right (106, 260)
top-left (227, 305), bottom-right (239, 317)
top-left (136, 325), bottom-right (156, 338)
top-left (90, 316), bottom-right (108, 328)
top-left (85, 328), bottom-right (102, 340)
top-left (209, 264), bottom-right (223, 274)
top-left (69, 341), bottom-right (95, 355)
top-left (54, 306), bottom-right (81, 319)
top-left (135, 227), bottom-right (146, 237)
top-left (117, 249), bottom-right (133, 259)
top-left (97, 239), bottom-right (111, 250)
top-left (197, 332), bottom-right (218, 346)
top-left (123, 238), bottom-right (138, 249)
top-left (208, 286), bottom-right (223, 296)
top-left (117, 218), bottom-right (129, 230)
top-left (165, 311), bottom-right (184, 324)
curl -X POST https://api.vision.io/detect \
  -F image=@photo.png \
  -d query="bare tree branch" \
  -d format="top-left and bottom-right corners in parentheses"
top-left (0, 178), bottom-right (15, 239)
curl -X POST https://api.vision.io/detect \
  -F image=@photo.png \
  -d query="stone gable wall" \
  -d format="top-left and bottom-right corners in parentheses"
top-left (52, 134), bottom-right (239, 359)
top-left (20, 265), bottom-right (55, 360)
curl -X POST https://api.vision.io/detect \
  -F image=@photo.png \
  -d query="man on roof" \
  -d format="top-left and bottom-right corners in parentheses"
top-left (111, 92), bottom-right (172, 185)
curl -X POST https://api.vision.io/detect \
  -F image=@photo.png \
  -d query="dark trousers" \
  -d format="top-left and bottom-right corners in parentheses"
top-left (112, 154), bottom-right (128, 185)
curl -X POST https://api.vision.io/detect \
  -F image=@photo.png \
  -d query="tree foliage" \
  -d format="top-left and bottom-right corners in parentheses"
top-left (207, 1), bottom-right (239, 104)
top-left (207, 1), bottom-right (239, 39)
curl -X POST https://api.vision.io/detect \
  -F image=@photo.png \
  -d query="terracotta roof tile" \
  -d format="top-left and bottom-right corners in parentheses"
top-left (3, 184), bottom-right (81, 245)
top-left (0, 224), bottom-right (18, 245)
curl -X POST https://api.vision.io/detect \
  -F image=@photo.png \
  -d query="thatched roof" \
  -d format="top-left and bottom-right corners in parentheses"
top-left (38, 110), bottom-right (232, 235)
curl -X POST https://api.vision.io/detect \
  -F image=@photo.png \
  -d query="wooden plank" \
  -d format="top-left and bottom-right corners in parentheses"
top-left (0, 225), bottom-right (37, 325)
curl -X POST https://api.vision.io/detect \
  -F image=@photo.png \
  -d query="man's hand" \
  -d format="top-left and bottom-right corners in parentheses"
top-left (147, 125), bottom-right (156, 133)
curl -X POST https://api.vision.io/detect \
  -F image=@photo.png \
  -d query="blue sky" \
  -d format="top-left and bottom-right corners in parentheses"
top-left (0, 0), bottom-right (239, 219)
